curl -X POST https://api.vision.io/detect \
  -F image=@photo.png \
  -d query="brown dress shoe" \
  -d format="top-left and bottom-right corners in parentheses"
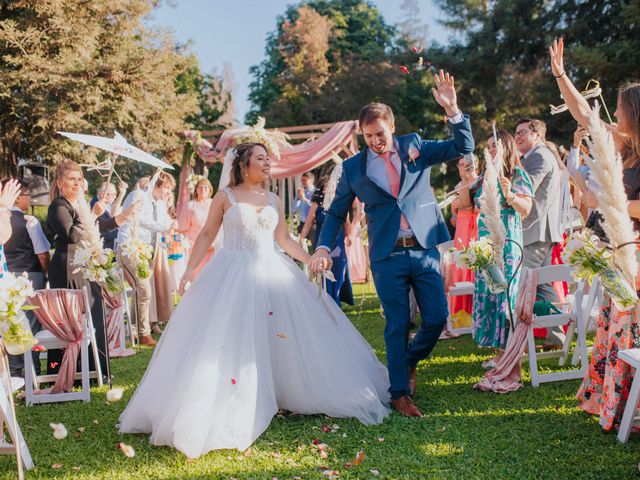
top-left (408, 367), bottom-right (417, 397)
top-left (390, 395), bottom-right (422, 417)
top-left (151, 324), bottom-right (163, 335)
top-left (140, 335), bottom-right (157, 347)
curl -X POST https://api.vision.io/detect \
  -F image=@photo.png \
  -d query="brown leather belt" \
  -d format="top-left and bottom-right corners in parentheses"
top-left (395, 236), bottom-right (418, 248)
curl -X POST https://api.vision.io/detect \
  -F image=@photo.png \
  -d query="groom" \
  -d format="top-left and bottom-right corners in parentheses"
top-left (311, 70), bottom-right (474, 416)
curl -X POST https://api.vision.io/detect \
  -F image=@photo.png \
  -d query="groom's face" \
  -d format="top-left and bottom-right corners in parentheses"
top-left (362, 118), bottom-right (395, 155)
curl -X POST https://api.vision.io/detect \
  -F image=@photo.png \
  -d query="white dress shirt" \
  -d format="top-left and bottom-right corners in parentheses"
top-left (116, 190), bottom-right (172, 247)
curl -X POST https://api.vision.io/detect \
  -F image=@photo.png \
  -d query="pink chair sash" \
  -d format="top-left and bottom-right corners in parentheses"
top-left (102, 289), bottom-right (134, 358)
top-left (474, 269), bottom-right (538, 393)
top-left (28, 289), bottom-right (85, 394)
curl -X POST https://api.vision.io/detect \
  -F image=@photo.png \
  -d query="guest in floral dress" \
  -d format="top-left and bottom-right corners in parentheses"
top-left (457, 131), bottom-right (533, 368)
top-left (549, 39), bottom-right (640, 430)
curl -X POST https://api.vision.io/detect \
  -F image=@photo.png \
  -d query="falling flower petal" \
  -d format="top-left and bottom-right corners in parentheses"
top-left (92, 419), bottom-right (99, 425)
top-left (72, 466), bottom-right (81, 471)
top-left (313, 438), bottom-right (319, 445)
top-left (370, 469), bottom-right (380, 476)
top-left (32, 344), bottom-right (46, 352)
top-left (276, 332), bottom-right (288, 339)
top-left (320, 450), bottom-right (329, 459)
top-left (244, 448), bottom-right (253, 457)
top-left (50, 423), bottom-right (68, 440)
top-left (50, 362), bottom-right (59, 369)
top-left (78, 427), bottom-right (85, 433)
top-left (231, 378), bottom-right (237, 385)
top-left (321, 470), bottom-right (339, 478)
top-left (267, 311), bottom-right (273, 316)
top-left (106, 387), bottom-right (124, 402)
top-left (400, 65), bottom-right (410, 75)
top-left (117, 442), bottom-right (136, 458)
top-left (353, 450), bottom-right (365, 466)
top-left (377, 437), bottom-right (385, 442)
top-left (322, 424), bottom-right (331, 433)
top-left (411, 45), bottom-right (423, 54)
top-left (439, 426), bottom-right (446, 432)
top-left (51, 463), bottom-right (63, 469)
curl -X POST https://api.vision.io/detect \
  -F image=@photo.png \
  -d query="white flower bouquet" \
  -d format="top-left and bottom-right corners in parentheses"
top-left (120, 238), bottom-right (153, 280)
top-left (451, 237), bottom-right (507, 293)
top-left (562, 230), bottom-right (638, 311)
top-left (0, 272), bottom-right (38, 355)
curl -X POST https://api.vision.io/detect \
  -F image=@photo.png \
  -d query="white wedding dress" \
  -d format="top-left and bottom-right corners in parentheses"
top-left (118, 188), bottom-right (390, 458)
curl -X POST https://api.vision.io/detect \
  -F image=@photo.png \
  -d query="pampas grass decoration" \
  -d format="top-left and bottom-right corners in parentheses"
top-left (322, 159), bottom-right (343, 210)
top-left (75, 197), bottom-right (104, 253)
top-left (480, 142), bottom-right (507, 269)
top-left (584, 104), bottom-right (638, 283)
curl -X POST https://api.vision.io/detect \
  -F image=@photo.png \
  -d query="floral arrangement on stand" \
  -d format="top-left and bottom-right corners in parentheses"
top-left (225, 116), bottom-right (291, 159)
top-left (72, 199), bottom-right (123, 294)
top-left (0, 272), bottom-right (37, 355)
top-left (451, 237), bottom-right (507, 294)
top-left (562, 230), bottom-right (638, 311)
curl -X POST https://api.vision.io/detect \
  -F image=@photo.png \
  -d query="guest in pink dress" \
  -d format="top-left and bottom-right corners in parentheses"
top-left (185, 179), bottom-right (214, 278)
top-left (345, 199), bottom-right (368, 283)
top-left (449, 155), bottom-right (479, 319)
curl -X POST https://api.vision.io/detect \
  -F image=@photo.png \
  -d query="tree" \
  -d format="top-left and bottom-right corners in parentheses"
top-left (247, 0), bottom-right (398, 127)
top-left (0, 0), bottom-right (199, 177)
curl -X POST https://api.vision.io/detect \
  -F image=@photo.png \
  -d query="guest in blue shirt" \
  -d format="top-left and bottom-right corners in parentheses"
top-left (293, 172), bottom-right (315, 235)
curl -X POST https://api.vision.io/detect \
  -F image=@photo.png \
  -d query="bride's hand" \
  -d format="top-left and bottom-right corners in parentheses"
top-left (178, 269), bottom-right (195, 295)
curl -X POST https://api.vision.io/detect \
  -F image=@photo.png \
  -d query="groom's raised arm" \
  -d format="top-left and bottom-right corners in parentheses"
top-left (315, 167), bottom-right (355, 253)
top-left (418, 115), bottom-right (474, 167)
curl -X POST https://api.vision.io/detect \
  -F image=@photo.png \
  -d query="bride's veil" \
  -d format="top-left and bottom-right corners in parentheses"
top-left (212, 148), bottom-right (236, 251)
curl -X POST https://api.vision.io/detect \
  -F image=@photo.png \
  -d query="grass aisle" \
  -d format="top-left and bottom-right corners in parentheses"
top-left (1, 284), bottom-right (638, 479)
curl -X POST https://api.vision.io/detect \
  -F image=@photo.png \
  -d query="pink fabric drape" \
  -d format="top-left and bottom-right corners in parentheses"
top-left (177, 122), bottom-right (358, 229)
top-left (270, 121), bottom-right (357, 179)
top-left (102, 289), bottom-right (134, 358)
top-left (176, 164), bottom-right (192, 232)
top-left (474, 269), bottom-right (538, 393)
top-left (28, 289), bottom-right (85, 394)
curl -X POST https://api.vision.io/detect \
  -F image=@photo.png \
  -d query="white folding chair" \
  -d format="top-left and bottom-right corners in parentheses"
top-left (24, 287), bottom-right (102, 405)
top-left (559, 278), bottom-right (602, 367)
top-left (525, 265), bottom-right (590, 386)
top-left (617, 348), bottom-right (640, 443)
top-left (437, 240), bottom-right (474, 335)
top-left (0, 373), bottom-right (34, 476)
top-left (122, 287), bottom-right (137, 348)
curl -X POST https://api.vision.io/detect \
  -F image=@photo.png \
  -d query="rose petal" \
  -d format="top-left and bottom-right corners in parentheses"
top-left (51, 463), bottom-right (63, 469)
top-left (276, 332), bottom-right (288, 339)
top-left (370, 469), bottom-right (380, 476)
top-left (399, 65), bottom-right (410, 75)
top-left (231, 378), bottom-right (237, 385)
top-left (353, 450), bottom-right (365, 466)
top-left (313, 438), bottom-right (319, 445)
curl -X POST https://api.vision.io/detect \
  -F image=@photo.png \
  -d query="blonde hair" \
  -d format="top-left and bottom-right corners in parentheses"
top-left (136, 177), bottom-right (150, 190)
top-left (50, 160), bottom-right (83, 201)
top-left (194, 178), bottom-right (213, 201)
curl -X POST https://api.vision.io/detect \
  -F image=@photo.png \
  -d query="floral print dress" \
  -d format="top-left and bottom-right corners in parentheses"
top-left (472, 166), bottom-right (533, 349)
top-left (577, 303), bottom-right (640, 430)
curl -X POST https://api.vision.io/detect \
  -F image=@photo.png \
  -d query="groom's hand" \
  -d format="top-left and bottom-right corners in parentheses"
top-left (431, 69), bottom-right (460, 117)
top-left (310, 248), bottom-right (332, 274)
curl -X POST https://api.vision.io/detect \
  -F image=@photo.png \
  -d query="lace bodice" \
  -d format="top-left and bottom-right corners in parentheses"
top-left (221, 188), bottom-right (279, 253)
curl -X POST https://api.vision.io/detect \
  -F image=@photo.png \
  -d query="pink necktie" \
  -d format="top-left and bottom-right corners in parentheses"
top-left (379, 151), bottom-right (410, 230)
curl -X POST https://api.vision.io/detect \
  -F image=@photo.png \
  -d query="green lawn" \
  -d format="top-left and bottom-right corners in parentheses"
top-left (2, 284), bottom-right (639, 479)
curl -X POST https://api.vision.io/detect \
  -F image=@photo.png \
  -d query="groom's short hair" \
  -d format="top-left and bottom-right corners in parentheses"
top-left (359, 103), bottom-right (395, 129)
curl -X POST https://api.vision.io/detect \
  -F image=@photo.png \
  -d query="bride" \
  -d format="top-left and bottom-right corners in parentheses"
top-left (118, 142), bottom-right (390, 458)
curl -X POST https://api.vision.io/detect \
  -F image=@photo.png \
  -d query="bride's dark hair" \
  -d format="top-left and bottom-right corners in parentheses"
top-left (227, 142), bottom-right (269, 187)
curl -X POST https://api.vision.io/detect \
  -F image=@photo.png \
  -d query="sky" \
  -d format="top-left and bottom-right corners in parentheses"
top-left (149, 0), bottom-right (449, 124)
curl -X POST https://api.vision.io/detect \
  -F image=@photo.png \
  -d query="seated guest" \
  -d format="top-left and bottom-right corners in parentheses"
top-left (117, 172), bottom-right (175, 345)
top-left (90, 181), bottom-right (127, 250)
top-left (2, 178), bottom-right (50, 376)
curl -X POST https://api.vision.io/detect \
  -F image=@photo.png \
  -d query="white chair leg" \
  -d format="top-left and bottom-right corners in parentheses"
top-left (80, 334), bottom-right (90, 402)
top-left (23, 351), bottom-right (34, 407)
top-left (618, 367), bottom-right (640, 443)
top-left (527, 328), bottom-right (540, 387)
top-left (559, 321), bottom-right (575, 367)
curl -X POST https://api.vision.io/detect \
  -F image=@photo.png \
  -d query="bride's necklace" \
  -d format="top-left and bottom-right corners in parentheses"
top-left (239, 185), bottom-right (267, 195)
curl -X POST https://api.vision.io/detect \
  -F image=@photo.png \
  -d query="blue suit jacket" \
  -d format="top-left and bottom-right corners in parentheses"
top-left (317, 115), bottom-right (475, 263)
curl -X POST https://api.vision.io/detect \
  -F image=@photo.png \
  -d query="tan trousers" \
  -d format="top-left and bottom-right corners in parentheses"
top-left (118, 250), bottom-right (152, 337)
